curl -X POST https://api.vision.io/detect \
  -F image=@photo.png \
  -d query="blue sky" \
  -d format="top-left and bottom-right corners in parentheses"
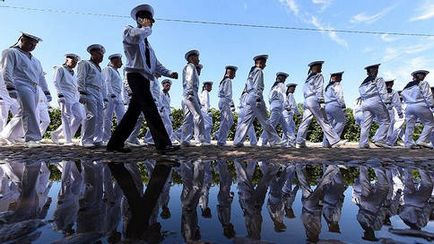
top-left (0, 0), bottom-right (433, 109)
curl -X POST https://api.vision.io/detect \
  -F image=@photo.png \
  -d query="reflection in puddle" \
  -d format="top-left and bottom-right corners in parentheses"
top-left (1, 159), bottom-right (434, 243)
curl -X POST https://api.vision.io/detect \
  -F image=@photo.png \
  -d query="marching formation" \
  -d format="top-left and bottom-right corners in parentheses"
top-left (0, 3), bottom-right (433, 152)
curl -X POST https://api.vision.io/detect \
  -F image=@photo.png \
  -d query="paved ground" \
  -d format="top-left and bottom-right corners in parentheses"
top-left (1, 141), bottom-right (433, 165)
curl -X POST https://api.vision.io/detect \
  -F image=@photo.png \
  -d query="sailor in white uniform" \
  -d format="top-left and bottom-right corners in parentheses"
top-left (260, 72), bottom-right (290, 146)
top-left (282, 83), bottom-right (300, 147)
top-left (0, 32), bottom-right (51, 147)
top-left (358, 64), bottom-right (391, 148)
top-left (77, 44), bottom-right (107, 147)
top-left (296, 61), bottom-right (346, 148)
top-left (401, 70), bottom-right (434, 149)
top-left (102, 53), bottom-right (125, 144)
top-left (215, 66), bottom-right (237, 146)
top-left (382, 80), bottom-right (404, 146)
top-left (233, 55), bottom-right (282, 147)
top-left (50, 54), bottom-right (85, 145)
top-left (322, 72), bottom-right (346, 148)
top-left (199, 81), bottom-right (213, 144)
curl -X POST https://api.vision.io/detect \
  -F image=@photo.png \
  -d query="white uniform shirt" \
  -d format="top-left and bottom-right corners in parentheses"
top-left (161, 91), bottom-right (171, 112)
top-left (200, 90), bottom-right (210, 112)
top-left (269, 82), bottom-right (286, 109)
top-left (102, 65), bottom-right (123, 98)
top-left (123, 26), bottom-right (172, 80)
top-left (246, 67), bottom-right (265, 99)
top-left (285, 93), bottom-right (299, 115)
top-left (303, 73), bottom-right (324, 101)
top-left (325, 83), bottom-right (345, 107)
top-left (387, 89), bottom-right (403, 115)
top-left (77, 60), bottom-right (106, 99)
top-left (182, 63), bottom-right (200, 98)
top-left (359, 76), bottom-right (388, 104)
top-left (53, 65), bottom-right (79, 102)
top-left (0, 47), bottom-right (49, 92)
top-left (0, 72), bottom-right (14, 105)
top-left (218, 77), bottom-right (233, 105)
top-left (401, 80), bottom-right (434, 107)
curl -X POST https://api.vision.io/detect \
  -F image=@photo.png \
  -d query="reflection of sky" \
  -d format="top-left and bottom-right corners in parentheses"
top-left (20, 177), bottom-right (433, 244)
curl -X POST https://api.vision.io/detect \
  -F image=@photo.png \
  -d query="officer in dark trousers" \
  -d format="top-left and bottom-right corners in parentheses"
top-left (107, 4), bottom-right (179, 153)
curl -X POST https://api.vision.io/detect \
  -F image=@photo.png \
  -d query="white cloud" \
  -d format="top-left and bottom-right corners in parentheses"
top-left (310, 16), bottom-right (348, 47)
top-left (279, 0), bottom-right (300, 16)
top-left (380, 34), bottom-right (397, 42)
top-left (312, 0), bottom-right (333, 11)
top-left (410, 1), bottom-right (434, 21)
top-left (350, 6), bottom-right (395, 24)
top-left (382, 57), bottom-right (434, 88)
top-left (382, 43), bottom-right (434, 62)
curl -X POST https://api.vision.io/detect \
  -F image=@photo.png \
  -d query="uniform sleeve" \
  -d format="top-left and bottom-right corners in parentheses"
top-left (155, 58), bottom-right (172, 77)
top-left (38, 68), bottom-right (50, 95)
top-left (376, 77), bottom-right (389, 105)
top-left (52, 67), bottom-right (64, 96)
top-left (391, 92), bottom-right (403, 115)
top-left (183, 64), bottom-right (195, 96)
top-left (123, 26), bottom-right (152, 44)
top-left (0, 49), bottom-right (16, 89)
top-left (77, 61), bottom-right (88, 95)
top-left (335, 85), bottom-right (346, 107)
top-left (420, 81), bottom-right (434, 108)
top-left (315, 75), bottom-right (325, 102)
top-left (103, 67), bottom-right (114, 96)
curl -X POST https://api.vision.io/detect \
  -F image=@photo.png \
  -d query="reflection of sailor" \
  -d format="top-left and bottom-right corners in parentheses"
top-left (399, 168), bottom-right (433, 230)
top-left (322, 165), bottom-right (346, 233)
top-left (179, 160), bottom-right (204, 242)
top-left (199, 160), bottom-right (213, 218)
top-left (235, 160), bottom-right (278, 240)
top-left (267, 164), bottom-right (288, 232)
top-left (297, 164), bottom-right (339, 243)
top-left (76, 161), bottom-right (105, 234)
top-left (216, 160), bottom-right (235, 239)
top-left (383, 166), bottom-right (403, 225)
top-left (354, 165), bottom-right (389, 241)
top-left (53, 161), bottom-right (83, 234)
top-left (102, 163), bottom-right (122, 238)
top-left (282, 165), bottom-right (299, 219)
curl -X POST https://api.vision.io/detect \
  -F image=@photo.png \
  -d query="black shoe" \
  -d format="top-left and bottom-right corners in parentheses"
top-left (107, 146), bottom-right (132, 153)
top-left (157, 145), bottom-right (181, 154)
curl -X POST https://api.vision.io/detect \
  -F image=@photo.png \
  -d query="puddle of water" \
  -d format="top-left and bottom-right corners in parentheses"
top-left (1, 159), bottom-right (434, 243)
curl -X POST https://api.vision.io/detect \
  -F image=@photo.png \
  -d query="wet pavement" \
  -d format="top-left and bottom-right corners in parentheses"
top-left (1, 157), bottom-right (434, 243)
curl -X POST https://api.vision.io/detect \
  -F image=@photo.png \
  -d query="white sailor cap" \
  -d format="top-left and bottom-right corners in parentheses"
top-left (21, 32), bottom-right (42, 42)
top-left (161, 79), bottom-right (172, 85)
top-left (203, 81), bottom-right (213, 85)
top-left (185, 49), bottom-right (200, 61)
top-left (308, 61), bottom-right (324, 67)
top-left (330, 71), bottom-right (344, 76)
top-left (276, 72), bottom-right (289, 78)
top-left (253, 54), bottom-right (268, 61)
top-left (87, 44), bottom-right (106, 54)
top-left (130, 4), bottom-right (154, 21)
top-left (364, 63), bottom-right (381, 70)
top-left (65, 53), bottom-right (80, 61)
top-left (286, 83), bottom-right (298, 87)
top-left (108, 53), bottom-right (122, 60)
top-left (411, 70), bottom-right (430, 76)
top-left (225, 65), bottom-right (238, 71)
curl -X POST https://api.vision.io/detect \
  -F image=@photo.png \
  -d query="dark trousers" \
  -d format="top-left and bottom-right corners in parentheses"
top-left (107, 72), bottom-right (171, 149)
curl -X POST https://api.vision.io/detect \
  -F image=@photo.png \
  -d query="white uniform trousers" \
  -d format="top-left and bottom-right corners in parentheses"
top-left (282, 111), bottom-right (296, 147)
top-left (322, 103), bottom-right (346, 147)
top-left (296, 97), bottom-right (340, 146)
top-left (215, 101), bottom-right (234, 145)
top-left (51, 102), bottom-right (85, 143)
top-left (181, 96), bottom-right (205, 144)
top-left (359, 97), bottom-right (390, 147)
top-left (81, 90), bottom-right (104, 145)
top-left (234, 94), bottom-right (280, 146)
top-left (404, 103), bottom-right (434, 147)
top-left (102, 98), bottom-right (125, 142)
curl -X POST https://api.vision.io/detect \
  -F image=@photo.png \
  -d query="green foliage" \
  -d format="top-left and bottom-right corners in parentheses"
top-left (45, 105), bottom-right (423, 143)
